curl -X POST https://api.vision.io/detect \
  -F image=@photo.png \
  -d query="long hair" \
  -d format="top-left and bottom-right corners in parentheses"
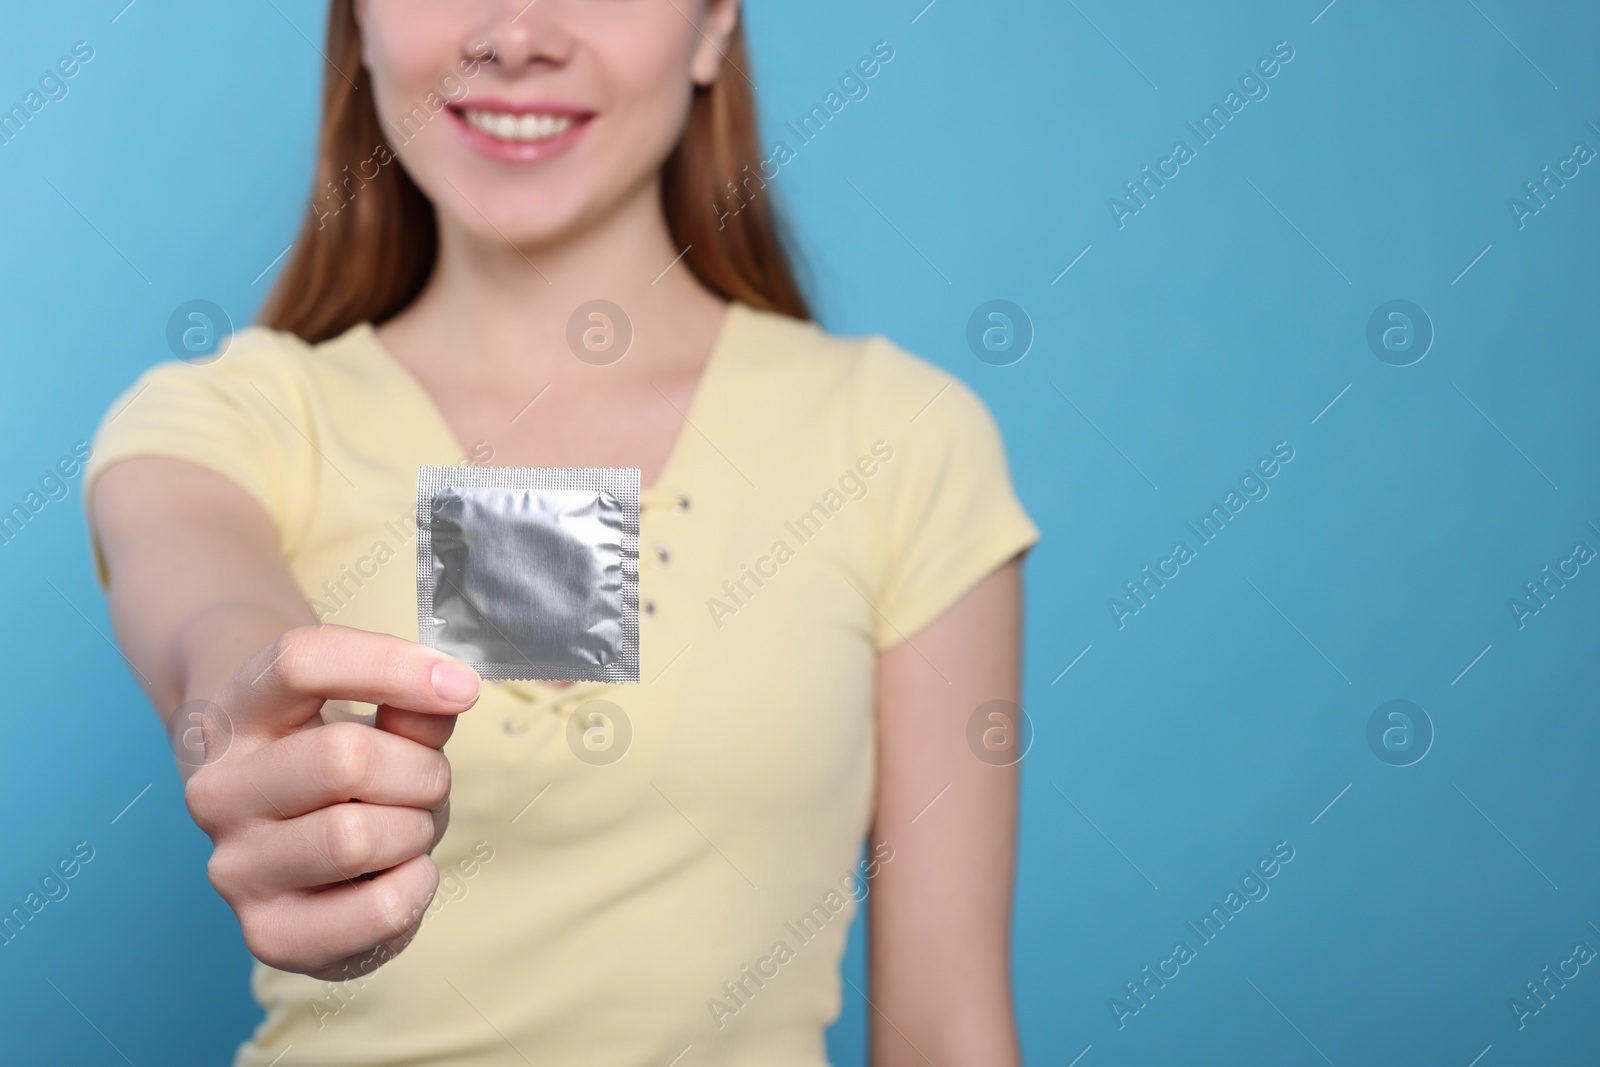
top-left (260, 1), bottom-right (810, 343)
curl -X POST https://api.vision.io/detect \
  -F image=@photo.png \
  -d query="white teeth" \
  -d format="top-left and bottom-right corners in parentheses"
top-left (463, 109), bottom-right (574, 143)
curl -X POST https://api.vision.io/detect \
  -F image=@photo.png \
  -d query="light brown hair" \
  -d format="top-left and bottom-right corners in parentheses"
top-left (261, 1), bottom-right (809, 343)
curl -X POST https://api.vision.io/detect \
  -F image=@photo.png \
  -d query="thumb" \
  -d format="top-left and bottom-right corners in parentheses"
top-left (221, 625), bottom-right (481, 745)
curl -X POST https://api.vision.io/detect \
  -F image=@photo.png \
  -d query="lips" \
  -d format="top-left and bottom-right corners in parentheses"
top-left (447, 99), bottom-right (595, 163)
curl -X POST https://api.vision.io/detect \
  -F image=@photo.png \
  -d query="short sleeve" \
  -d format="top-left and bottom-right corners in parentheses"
top-left (83, 328), bottom-right (317, 587)
top-left (862, 340), bottom-right (1039, 650)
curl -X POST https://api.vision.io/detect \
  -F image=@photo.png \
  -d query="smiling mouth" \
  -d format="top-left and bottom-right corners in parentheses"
top-left (459, 108), bottom-right (579, 144)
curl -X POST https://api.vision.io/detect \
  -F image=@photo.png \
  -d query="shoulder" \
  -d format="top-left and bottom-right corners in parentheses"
top-left (113, 324), bottom-right (317, 402)
top-left (103, 323), bottom-right (386, 425)
top-left (89, 324), bottom-right (353, 474)
top-left (730, 304), bottom-right (989, 429)
top-left (194, 323), bottom-right (319, 374)
top-left (85, 326), bottom-right (334, 549)
top-left (222, 323), bottom-right (320, 364)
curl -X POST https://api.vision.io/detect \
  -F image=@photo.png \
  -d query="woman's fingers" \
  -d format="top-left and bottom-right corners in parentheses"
top-left (306, 927), bottom-right (425, 985)
top-left (210, 801), bottom-right (438, 896)
top-left (186, 721), bottom-right (451, 826)
top-left (374, 704), bottom-right (460, 750)
top-left (234, 854), bottom-right (442, 977)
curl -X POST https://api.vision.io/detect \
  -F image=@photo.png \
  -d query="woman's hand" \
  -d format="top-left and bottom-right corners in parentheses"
top-left (182, 624), bottom-right (480, 981)
top-left (93, 459), bottom-right (486, 980)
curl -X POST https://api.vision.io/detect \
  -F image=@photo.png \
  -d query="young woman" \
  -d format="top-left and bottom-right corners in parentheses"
top-left (87, 2), bottom-right (1037, 1064)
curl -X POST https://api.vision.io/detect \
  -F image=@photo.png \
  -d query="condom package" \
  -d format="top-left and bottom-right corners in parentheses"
top-left (416, 465), bottom-right (640, 684)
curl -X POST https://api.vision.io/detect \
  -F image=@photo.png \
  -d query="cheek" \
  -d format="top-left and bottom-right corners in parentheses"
top-left (593, 24), bottom-right (700, 159)
top-left (363, 11), bottom-right (464, 121)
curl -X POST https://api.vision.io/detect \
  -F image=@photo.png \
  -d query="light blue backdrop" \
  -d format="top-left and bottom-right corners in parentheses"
top-left (2, 1), bottom-right (1597, 1064)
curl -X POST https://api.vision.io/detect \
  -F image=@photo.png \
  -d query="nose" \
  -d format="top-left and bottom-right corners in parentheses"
top-left (475, 0), bottom-right (577, 74)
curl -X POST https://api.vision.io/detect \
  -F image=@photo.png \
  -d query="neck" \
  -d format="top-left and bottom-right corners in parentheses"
top-left (391, 176), bottom-right (724, 384)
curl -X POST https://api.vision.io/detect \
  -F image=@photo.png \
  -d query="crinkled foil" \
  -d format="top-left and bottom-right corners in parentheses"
top-left (416, 466), bottom-right (639, 683)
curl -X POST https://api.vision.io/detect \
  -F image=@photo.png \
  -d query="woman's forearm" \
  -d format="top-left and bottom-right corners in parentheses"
top-left (93, 457), bottom-right (317, 771)
top-left (870, 560), bottom-right (1025, 1065)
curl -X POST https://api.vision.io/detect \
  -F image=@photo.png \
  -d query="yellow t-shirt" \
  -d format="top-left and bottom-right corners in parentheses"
top-left (86, 302), bottom-right (1039, 1067)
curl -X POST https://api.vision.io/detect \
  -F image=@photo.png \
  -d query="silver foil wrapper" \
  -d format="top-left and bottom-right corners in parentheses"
top-left (416, 466), bottom-right (640, 683)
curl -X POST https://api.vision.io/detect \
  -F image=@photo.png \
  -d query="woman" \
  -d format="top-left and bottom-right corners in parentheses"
top-left (87, 1), bottom-right (1037, 1064)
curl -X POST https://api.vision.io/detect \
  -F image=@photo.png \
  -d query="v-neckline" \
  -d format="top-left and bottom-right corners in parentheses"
top-left (355, 300), bottom-right (743, 498)
top-left (352, 302), bottom-right (744, 703)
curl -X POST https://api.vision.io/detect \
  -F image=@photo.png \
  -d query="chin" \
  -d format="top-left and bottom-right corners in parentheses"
top-left (441, 185), bottom-right (604, 249)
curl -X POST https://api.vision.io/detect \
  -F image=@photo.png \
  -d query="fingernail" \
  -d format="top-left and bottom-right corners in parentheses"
top-left (431, 661), bottom-right (481, 703)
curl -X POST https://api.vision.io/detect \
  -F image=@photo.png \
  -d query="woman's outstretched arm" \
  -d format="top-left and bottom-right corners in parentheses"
top-left (92, 457), bottom-right (480, 979)
top-left (870, 557), bottom-right (1025, 1066)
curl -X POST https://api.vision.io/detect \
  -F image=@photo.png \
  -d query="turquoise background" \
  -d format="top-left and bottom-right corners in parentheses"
top-left (2, 1), bottom-right (1598, 1064)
